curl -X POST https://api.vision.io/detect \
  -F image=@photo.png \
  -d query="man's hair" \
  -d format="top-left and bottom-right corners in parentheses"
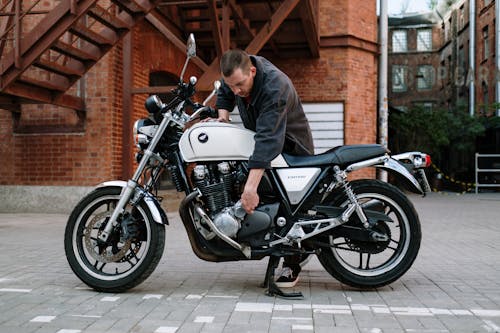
top-left (220, 49), bottom-right (252, 77)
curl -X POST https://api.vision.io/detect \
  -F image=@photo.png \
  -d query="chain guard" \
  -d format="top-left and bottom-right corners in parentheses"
top-left (345, 222), bottom-right (391, 254)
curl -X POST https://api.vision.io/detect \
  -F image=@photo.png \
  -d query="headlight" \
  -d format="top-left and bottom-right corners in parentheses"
top-left (133, 118), bottom-right (157, 149)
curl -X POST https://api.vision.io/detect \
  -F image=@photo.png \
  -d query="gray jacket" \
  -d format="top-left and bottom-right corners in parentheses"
top-left (216, 55), bottom-right (314, 169)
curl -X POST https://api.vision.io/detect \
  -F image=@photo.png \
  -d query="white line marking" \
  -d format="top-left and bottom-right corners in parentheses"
top-left (292, 324), bottom-right (314, 330)
top-left (0, 288), bottom-right (32, 293)
top-left (100, 296), bottom-right (120, 302)
top-left (314, 309), bottom-right (352, 314)
top-left (473, 310), bottom-right (500, 317)
top-left (30, 316), bottom-right (56, 323)
top-left (56, 330), bottom-right (82, 333)
top-left (143, 294), bottom-right (163, 300)
top-left (194, 316), bottom-right (214, 323)
top-left (155, 327), bottom-right (178, 333)
top-left (272, 317), bottom-right (313, 321)
top-left (205, 295), bottom-right (239, 298)
top-left (70, 314), bottom-right (102, 318)
top-left (185, 294), bottom-right (203, 300)
top-left (274, 305), bottom-right (293, 311)
top-left (451, 309), bottom-right (473, 316)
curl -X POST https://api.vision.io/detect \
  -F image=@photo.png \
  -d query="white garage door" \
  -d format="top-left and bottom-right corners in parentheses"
top-left (229, 102), bottom-right (344, 154)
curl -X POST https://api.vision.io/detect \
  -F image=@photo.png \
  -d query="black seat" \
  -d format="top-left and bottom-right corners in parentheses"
top-left (281, 144), bottom-right (389, 168)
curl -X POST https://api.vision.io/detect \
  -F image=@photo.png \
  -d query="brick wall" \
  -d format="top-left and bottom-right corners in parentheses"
top-left (0, 0), bottom-right (379, 186)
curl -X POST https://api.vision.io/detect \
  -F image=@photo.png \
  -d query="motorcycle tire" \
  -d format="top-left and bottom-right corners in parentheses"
top-left (317, 179), bottom-right (421, 289)
top-left (64, 186), bottom-right (165, 292)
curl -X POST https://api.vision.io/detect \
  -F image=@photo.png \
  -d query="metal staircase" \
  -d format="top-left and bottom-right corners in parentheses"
top-left (0, 0), bottom-right (161, 111)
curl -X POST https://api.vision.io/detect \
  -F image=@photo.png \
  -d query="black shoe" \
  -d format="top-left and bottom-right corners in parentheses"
top-left (275, 267), bottom-right (299, 288)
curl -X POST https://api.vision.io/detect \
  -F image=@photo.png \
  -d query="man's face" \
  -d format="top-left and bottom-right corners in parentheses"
top-left (223, 66), bottom-right (256, 98)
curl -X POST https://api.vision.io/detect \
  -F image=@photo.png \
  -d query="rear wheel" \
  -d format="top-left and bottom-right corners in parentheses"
top-left (317, 180), bottom-right (421, 288)
top-left (64, 186), bottom-right (165, 292)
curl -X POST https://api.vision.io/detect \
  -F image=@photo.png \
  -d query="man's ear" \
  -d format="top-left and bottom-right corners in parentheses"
top-left (250, 66), bottom-right (257, 77)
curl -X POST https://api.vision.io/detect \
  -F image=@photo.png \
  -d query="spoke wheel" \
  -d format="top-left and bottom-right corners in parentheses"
top-left (317, 179), bottom-right (421, 288)
top-left (64, 186), bottom-right (165, 292)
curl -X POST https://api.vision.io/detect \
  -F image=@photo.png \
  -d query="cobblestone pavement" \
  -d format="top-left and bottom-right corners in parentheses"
top-left (1, 192), bottom-right (500, 333)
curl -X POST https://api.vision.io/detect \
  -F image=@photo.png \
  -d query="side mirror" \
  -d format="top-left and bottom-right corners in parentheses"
top-left (187, 33), bottom-right (196, 58)
top-left (180, 34), bottom-right (197, 82)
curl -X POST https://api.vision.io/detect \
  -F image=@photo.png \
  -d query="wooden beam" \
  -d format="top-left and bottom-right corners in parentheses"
top-left (131, 86), bottom-right (177, 94)
top-left (227, 0), bottom-right (255, 37)
top-left (0, 0), bottom-right (15, 55)
top-left (146, 11), bottom-right (209, 71)
top-left (4, 81), bottom-right (85, 111)
top-left (206, 0), bottom-right (224, 57)
top-left (197, 0), bottom-right (300, 90)
top-left (245, 0), bottom-right (301, 54)
top-left (122, 32), bottom-right (133, 180)
top-left (298, 0), bottom-right (319, 58)
top-left (222, 0), bottom-right (230, 50)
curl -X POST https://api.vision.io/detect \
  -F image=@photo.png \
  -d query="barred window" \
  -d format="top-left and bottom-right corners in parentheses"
top-left (392, 65), bottom-right (408, 92)
top-left (417, 29), bottom-right (432, 51)
top-left (483, 26), bottom-right (489, 60)
top-left (417, 65), bottom-right (435, 90)
top-left (392, 30), bottom-right (407, 53)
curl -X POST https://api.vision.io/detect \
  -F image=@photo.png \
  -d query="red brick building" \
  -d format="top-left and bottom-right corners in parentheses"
top-left (0, 0), bottom-right (379, 211)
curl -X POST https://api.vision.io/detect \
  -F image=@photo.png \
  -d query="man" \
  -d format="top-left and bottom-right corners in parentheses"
top-left (214, 49), bottom-right (314, 288)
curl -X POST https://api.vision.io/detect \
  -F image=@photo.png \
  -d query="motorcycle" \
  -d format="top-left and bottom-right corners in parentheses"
top-left (64, 34), bottom-right (431, 298)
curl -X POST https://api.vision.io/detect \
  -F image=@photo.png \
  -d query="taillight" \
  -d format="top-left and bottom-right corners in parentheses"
top-left (424, 154), bottom-right (432, 168)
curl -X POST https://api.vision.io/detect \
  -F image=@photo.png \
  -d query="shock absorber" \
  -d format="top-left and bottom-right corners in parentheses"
top-left (333, 166), bottom-right (370, 228)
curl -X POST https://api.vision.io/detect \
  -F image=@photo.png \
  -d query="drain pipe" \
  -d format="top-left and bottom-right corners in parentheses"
top-left (496, 0), bottom-right (500, 116)
top-left (470, 0), bottom-right (476, 116)
top-left (378, 0), bottom-right (389, 181)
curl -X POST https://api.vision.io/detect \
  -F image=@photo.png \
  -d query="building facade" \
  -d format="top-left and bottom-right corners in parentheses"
top-left (0, 0), bottom-right (379, 211)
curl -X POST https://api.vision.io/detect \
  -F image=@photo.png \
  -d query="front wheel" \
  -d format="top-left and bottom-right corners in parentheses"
top-left (317, 180), bottom-right (421, 288)
top-left (64, 186), bottom-right (165, 292)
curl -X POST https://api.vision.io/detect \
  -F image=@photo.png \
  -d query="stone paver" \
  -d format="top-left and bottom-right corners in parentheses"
top-left (1, 192), bottom-right (500, 333)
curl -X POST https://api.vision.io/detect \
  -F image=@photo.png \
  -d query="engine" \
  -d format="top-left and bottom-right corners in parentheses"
top-left (191, 162), bottom-right (246, 238)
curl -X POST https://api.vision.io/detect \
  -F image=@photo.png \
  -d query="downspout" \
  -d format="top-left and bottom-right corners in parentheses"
top-left (469, 0), bottom-right (476, 116)
top-left (496, 0), bottom-right (500, 116)
top-left (378, 0), bottom-right (389, 181)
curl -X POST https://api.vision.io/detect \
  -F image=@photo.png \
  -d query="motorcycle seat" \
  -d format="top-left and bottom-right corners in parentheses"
top-left (281, 144), bottom-right (389, 168)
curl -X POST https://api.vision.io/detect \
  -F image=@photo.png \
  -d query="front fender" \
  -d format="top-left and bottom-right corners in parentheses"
top-left (375, 158), bottom-right (424, 195)
top-left (96, 181), bottom-right (168, 225)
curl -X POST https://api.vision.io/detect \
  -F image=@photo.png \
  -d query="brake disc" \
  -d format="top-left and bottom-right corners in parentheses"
top-left (83, 211), bottom-right (132, 263)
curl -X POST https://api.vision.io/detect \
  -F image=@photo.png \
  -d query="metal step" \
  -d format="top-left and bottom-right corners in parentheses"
top-left (51, 41), bottom-right (100, 62)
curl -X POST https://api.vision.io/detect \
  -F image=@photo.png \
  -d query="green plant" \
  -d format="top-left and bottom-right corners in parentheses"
top-left (389, 104), bottom-right (485, 182)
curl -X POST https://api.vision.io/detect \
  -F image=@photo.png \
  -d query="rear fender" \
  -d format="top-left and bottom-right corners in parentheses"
top-left (97, 181), bottom-right (168, 225)
top-left (374, 158), bottom-right (424, 195)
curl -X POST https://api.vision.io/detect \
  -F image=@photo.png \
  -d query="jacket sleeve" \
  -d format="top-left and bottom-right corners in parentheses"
top-left (248, 91), bottom-right (290, 169)
top-left (215, 80), bottom-right (235, 111)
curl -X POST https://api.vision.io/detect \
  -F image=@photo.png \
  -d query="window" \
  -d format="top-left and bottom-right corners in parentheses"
top-left (483, 26), bottom-right (489, 60)
top-left (417, 65), bottom-right (434, 90)
top-left (149, 71), bottom-right (178, 103)
top-left (392, 65), bottom-right (408, 92)
top-left (417, 29), bottom-right (432, 51)
top-left (459, 5), bottom-right (465, 30)
top-left (482, 82), bottom-right (489, 113)
top-left (392, 30), bottom-right (407, 53)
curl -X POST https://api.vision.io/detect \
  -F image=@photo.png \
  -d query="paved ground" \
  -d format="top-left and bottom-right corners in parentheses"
top-left (1, 192), bottom-right (500, 333)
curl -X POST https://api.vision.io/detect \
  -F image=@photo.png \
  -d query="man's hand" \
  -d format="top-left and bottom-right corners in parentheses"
top-left (241, 187), bottom-right (259, 215)
top-left (201, 108), bottom-right (230, 123)
top-left (241, 168), bottom-right (265, 214)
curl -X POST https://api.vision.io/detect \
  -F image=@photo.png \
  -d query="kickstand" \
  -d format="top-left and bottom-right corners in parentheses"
top-left (263, 255), bottom-right (303, 299)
